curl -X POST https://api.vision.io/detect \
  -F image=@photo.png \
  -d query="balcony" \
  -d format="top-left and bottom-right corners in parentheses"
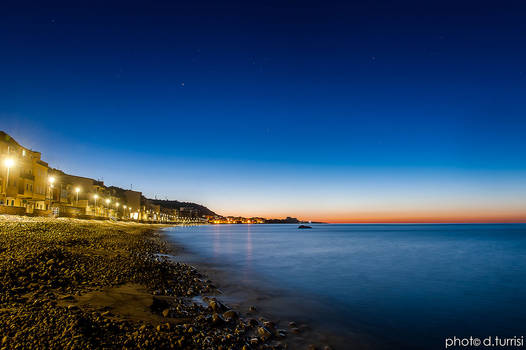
top-left (20, 173), bottom-right (35, 181)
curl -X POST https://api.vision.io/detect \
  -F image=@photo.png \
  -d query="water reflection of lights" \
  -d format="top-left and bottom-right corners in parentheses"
top-left (243, 224), bottom-right (253, 282)
top-left (213, 224), bottom-right (221, 257)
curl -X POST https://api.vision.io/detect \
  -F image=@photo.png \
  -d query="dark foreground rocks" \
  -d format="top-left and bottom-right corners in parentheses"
top-left (0, 217), bottom-right (289, 349)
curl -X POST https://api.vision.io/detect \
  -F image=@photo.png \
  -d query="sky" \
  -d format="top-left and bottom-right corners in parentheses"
top-left (1, 0), bottom-right (526, 222)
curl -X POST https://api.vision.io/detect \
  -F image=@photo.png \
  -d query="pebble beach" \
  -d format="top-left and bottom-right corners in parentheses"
top-left (0, 216), bottom-right (298, 350)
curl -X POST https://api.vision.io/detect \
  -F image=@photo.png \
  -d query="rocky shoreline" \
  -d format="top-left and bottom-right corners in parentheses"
top-left (0, 216), bottom-right (330, 350)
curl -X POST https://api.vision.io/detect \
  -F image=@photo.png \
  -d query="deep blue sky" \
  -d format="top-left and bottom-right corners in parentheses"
top-left (2, 0), bottom-right (526, 221)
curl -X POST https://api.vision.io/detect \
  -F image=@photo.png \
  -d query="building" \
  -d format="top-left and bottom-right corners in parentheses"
top-left (0, 131), bottom-right (49, 212)
top-left (179, 206), bottom-right (198, 218)
top-left (47, 169), bottom-right (108, 216)
top-left (124, 190), bottom-right (141, 218)
top-left (1, 130), bottom-right (192, 222)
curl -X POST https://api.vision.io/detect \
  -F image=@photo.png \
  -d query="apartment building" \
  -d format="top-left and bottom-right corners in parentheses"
top-left (0, 131), bottom-right (49, 211)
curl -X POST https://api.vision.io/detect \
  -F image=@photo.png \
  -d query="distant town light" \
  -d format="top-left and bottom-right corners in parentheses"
top-left (4, 158), bottom-right (15, 168)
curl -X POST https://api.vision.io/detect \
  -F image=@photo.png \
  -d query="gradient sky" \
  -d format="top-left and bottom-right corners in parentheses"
top-left (2, 0), bottom-right (526, 222)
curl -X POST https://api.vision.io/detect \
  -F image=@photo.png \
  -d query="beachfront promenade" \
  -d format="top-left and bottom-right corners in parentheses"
top-left (0, 131), bottom-right (205, 224)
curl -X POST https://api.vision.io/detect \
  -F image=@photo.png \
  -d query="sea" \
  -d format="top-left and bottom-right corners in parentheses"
top-left (163, 224), bottom-right (526, 349)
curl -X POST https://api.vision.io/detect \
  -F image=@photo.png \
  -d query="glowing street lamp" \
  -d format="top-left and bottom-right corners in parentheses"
top-left (75, 187), bottom-right (80, 205)
top-left (93, 194), bottom-right (99, 215)
top-left (104, 198), bottom-right (110, 217)
top-left (3, 158), bottom-right (15, 205)
top-left (4, 158), bottom-right (14, 168)
top-left (47, 176), bottom-right (55, 209)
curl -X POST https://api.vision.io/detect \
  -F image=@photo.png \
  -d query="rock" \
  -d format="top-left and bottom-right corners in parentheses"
top-left (222, 310), bottom-right (238, 321)
top-left (247, 318), bottom-right (258, 327)
top-left (263, 321), bottom-right (275, 329)
top-left (208, 299), bottom-right (227, 312)
top-left (162, 308), bottom-right (170, 317)
top-left (257, 327), bottom-right (272, 340)
top-left (2, 336), bottom-right (8, 344)
top-left (288, 321), bottom-right (297, 327)
top-left (211, 313), bottom-right (224, 325)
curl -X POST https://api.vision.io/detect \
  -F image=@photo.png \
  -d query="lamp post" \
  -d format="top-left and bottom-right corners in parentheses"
top-left (105, 198), bottom-right (110, 217)
top-left (3, 158), bottom-right (14, 206)
top-left (93, 194), bottom-right (99, 215)
top-left (75, 187), bottom-right (80, 206)
top-left (48, 176), bottom-right (55, 210)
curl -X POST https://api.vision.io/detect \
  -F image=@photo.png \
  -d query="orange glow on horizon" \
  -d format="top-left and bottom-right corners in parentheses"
top-left (221, 209), bottom-right (526, 224)
top-left (324, 216), bottom-right (526, 224)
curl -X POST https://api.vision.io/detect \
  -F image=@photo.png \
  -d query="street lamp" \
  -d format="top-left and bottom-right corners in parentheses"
top-left (47, 176), bottom-right (55, 210)
top-left (75, 187), bottom-right (80, 205)
top-left (3, 158), bottom-right (15, 206)
top-left (105, 198), bottom-right (110, 217)
top-left (93, 194), bottom-right (99, 215)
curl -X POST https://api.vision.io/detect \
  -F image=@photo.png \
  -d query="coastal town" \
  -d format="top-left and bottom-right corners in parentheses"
top-left (0, 131), bottom-right (300, 225)
top-left (0, 130), bottom-right (315, 350)
top-left (0, 131), bottom-right (206, 223)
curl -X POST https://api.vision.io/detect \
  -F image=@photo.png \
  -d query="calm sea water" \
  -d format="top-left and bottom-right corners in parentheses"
top-left (164, 224), bottom-right (526, 349)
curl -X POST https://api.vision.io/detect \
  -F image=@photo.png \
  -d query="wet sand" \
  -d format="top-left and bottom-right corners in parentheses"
top-left (0, 215), bottom-right (294, 349)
